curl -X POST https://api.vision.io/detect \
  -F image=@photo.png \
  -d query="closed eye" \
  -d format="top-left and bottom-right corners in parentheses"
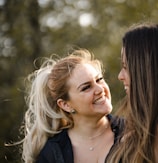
top-left (96, 77), bottom-right (104, 83)
top-left (81, 85), bottom-right (91, 91)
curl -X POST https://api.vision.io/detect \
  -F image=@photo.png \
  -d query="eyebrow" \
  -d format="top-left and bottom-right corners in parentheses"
top-left (77, 73), bottom-right (101, 90)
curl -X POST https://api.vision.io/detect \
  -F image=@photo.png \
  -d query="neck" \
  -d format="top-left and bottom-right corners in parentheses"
top-left (68, 116), bottom-right (109, 140)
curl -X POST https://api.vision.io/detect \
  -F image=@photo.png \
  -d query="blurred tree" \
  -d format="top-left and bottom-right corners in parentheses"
top-left (0, 0), bottom-right (158, 162)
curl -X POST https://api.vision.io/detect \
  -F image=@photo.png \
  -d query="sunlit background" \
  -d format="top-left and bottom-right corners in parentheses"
top-left (0, 0), bottom-right (158, 162)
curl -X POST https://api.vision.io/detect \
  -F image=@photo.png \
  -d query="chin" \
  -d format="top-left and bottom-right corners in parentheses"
top-left (104, 106), bottom-right (113, 115)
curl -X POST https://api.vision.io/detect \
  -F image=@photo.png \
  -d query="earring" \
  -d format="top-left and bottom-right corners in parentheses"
top-left (70, 109), bottom-right (76, 114)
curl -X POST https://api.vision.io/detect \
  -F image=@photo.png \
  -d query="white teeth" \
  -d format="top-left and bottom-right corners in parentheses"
top-left (94, 97), bottom-right (105, 104)
top-left (124, 86), bottom-right (128, 90)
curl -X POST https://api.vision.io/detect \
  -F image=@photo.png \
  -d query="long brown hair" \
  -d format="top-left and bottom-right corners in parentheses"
top-left (107, 23), bottom-right (158, 163)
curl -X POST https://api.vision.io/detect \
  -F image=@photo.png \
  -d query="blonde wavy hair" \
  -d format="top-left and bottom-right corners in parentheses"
top-left (21, 49), bottom-right (103, 163)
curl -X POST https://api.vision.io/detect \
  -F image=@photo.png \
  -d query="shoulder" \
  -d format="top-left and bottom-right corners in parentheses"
top-left (107, 114), bottom-right (125, 141)
top-left (104, 114), bottom-right (125, 163)
top-left (107, 114), bottom-right (125, 130)
top-left (42, 129), bottom-right (68, 150)
top-left (36, 130), bottom-right (71, 163)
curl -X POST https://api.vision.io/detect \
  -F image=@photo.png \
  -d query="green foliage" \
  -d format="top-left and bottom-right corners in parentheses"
top-left (0, 0), bottom-right (158, 162)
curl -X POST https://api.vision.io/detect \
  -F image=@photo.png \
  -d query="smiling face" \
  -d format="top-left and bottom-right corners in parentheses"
top-left (118, 47), bottom-right (130, 95)
top-left (65, 63), bottom-right (112, 118)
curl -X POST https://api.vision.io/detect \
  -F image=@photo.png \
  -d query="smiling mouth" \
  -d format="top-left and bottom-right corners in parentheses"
top-left (93, 96), bottom-right (106, 104)
top-left (124, 86), bottom-right (129, 94)
top-left (124, 86), bottom-right (129, 91)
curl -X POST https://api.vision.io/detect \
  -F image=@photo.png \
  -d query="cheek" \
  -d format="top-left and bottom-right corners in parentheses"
top-left (103, 83), bottom-right (111, 99)
top-left (125, 73), bottom-right (130, 84)
top-left (69, 94), bottom-right (90, 106)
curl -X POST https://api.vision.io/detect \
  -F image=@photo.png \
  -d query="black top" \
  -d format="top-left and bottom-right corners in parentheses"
top-left (36, 114), bottom-right (124, 163)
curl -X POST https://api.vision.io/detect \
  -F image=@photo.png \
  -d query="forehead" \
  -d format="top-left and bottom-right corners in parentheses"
top-left (68, 63), bottom-right (100, 86)
top-left (121, 47), bottom-right (126, 62)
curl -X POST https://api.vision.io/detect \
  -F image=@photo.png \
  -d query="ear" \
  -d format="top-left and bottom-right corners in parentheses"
top-left (57, 99), bottom-right (71, 113)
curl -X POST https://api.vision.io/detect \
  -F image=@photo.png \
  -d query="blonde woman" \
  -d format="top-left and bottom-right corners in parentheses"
top-left (21, 49), bottom-right (124, 163)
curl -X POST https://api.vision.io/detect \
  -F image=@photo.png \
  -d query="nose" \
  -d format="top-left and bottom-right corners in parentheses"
top-left (94, 82), bottom-right (111, 101)
top-left (118, 69), bottom-right (124, 81)
top-left (94, 83), bottom-right (104, 95)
